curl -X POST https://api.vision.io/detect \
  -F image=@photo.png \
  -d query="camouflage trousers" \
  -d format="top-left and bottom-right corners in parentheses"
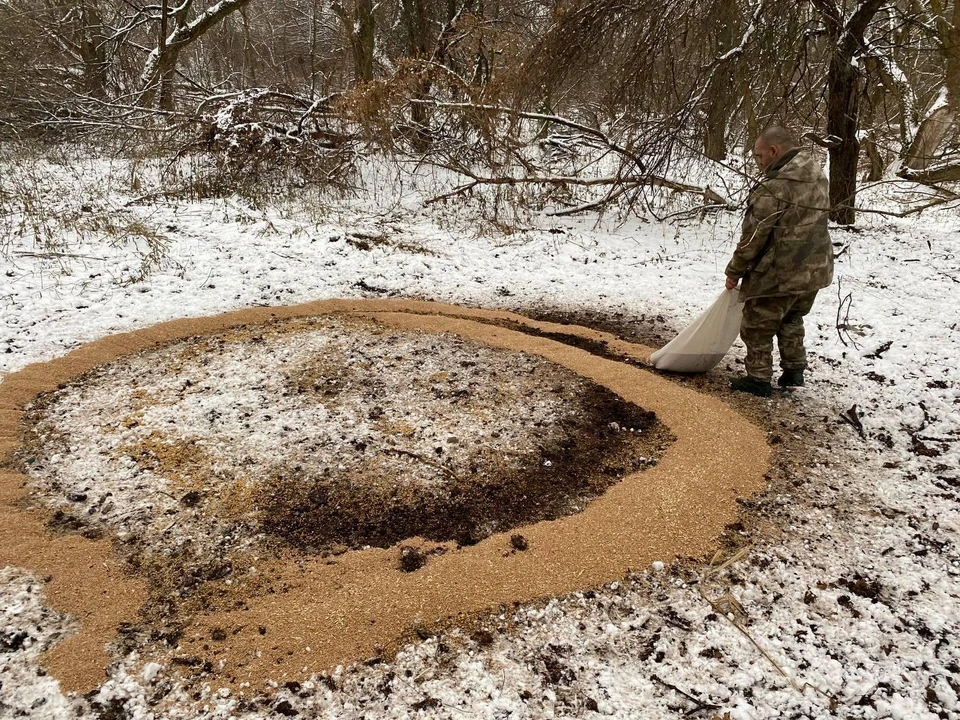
top-left (740, 291), bottom-right (819, 382)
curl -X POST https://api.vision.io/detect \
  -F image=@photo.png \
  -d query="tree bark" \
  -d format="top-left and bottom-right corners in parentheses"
top-left (140, 0), bottom-right (254, 109)
top-left (355, 0), bottom-right (375, 82)
top-left (703, 0), bottom-right (736, 161)
top-left (157, 0), bottom-right (171, 110)
top-left (332, 0), bottom-right (375, 84)
top-left (77, 1), bottom-right (108, 98)
top-left (862, 132), bottom-right (884, 181)
top-left (240, 5), bottom-right (257, 87)
top-left (825, 52), bottom-right (861, 224)
top-left (742, 80), bottom-right (758, 143)
top-left (814, 0), bottom-right (887, 225)
top-left (904, 99), bottom-right (956, 170)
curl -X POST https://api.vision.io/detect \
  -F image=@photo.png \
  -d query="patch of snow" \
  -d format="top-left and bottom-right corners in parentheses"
top-left (21, 317), bottom-right (589, 561)
top-left (1, 157), bottom-right (959, 718)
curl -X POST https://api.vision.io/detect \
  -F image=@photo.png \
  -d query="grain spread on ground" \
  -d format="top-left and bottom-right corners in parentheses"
top-left (0, 299), bottom-right (768, 694)
top-left (19, 315), bottom-right (662, 562)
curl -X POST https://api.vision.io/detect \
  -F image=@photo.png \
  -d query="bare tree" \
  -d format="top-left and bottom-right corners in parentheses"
top-left (811, 0), bottom-right (887, 225)
top-left (901, 0), bottom-right (959, 170)
top-left (140, 0), bottom-right (257, 109)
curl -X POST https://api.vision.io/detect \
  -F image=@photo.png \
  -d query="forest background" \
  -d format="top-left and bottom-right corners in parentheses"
top-left (1, 0), bottom-right (959, 227)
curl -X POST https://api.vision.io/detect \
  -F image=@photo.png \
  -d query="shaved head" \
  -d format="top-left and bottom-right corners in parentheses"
top-left (753, 126), bottom-right (798, 172)
top-left (757, 126), bottom-right (798, 151)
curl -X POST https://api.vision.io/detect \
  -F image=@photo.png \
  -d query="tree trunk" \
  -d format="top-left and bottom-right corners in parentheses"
top-left (900, 0), bottom-right (959, 170)
top-left (862, 132), bottom-right (884, 181)
top-left (309, 0), bottom-right (320, 95)
top-left (702, 0), bottom-right (736, 161)
top-left (703, 95), bottom-right (730, 161)
top-left (825, 53), bottom-right (861, 224)
top-left (814, 0), bottom-right (887, 225)
top-left (355, 0), bottom-right (375, 82)
top-left (332, 0), bottom-right (375, 84)
top-left (157, 0), bottom-right (171, 111)
top-left (140, 0), bottom-right (253, 109)
top-left (742, 80), bottom-right (758, 144)
top-left (400, 0), bottom-right (431, 57)
top-left (240, 6), bottom-right (257, 87)
top-left (78, 1), bottom-right (108, 98)
top-left (398, 0), bottom-right (438, 143)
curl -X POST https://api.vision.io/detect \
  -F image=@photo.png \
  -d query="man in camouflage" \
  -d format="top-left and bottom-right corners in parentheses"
top-left (725, 126), bottom-right (834, 397)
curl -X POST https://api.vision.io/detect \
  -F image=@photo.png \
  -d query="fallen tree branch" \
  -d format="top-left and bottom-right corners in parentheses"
top-left (835, 279), bottom-right (858, 349)
top-left (14, 251), bottom-right (108, 260)
top-left (408, 99), bottom-right (647, 171)
top-left (897, 159), bottom-right (960, 186)
top-left (854, 196), bottom-right (960, 217)
top-left (548, 182), bottom-right (636, 217)
top-left (650, 674), bottom-right (720, 715)
top-left (425, 171), bottom-right (722, 211)
top-left (840, 404), bottom-right (866, 438)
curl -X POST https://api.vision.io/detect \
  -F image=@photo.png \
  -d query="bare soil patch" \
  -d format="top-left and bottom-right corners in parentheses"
top-left (0, 299), bottom-right (766, 693)
top-left (258, 374), bottom-right (665, 552)
top-left (12, 311), bottom-right (671, 676)
top-left (17, 315), bottom-right (667, 563)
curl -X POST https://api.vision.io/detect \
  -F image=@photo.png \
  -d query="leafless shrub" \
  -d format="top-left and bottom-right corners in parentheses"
top-left (143, 89), bottom-right (360, 204)
top-left (1, 0), bottom-right (957, 224)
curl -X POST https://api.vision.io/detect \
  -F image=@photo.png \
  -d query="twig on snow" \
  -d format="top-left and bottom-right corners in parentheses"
top-left (696, 548), bottom-right (840, 710)
top-left (14, 251), bottom-right (108, 261)
top-left (835, 279), bottom-right (859, 349)
top-left (839, 404), bottom-right (866, 438)
top-left (385, 448), bottom-right (460, 482)
top-left (650, 673), bottom-right (721, 716)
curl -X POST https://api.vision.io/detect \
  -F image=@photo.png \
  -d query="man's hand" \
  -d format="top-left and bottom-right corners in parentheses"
top-left (725, 276), bottom-right (739, 290)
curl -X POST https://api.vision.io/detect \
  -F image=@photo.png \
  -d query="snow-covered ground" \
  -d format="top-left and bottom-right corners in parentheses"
top-left (2, 155), bottom-right (959, 719)
top-left (21, 316), bottom-right (599, 561)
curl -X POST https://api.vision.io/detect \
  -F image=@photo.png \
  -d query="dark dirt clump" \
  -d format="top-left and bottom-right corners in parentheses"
top-left (510, 534), bottom-right (529, 551)
top-left (399, 546), bottom-right (428, 572)
top-left (256, 384), bottom-right (670, 553)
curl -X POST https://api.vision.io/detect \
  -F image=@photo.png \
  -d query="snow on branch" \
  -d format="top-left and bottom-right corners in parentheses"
top-left (140, 0), bottom-right (254, 94)
top-left (681, 0), bottom-right (766, 123)
top-left (898, 156), bottom-right (960, 185)
top-left (863, 39), bottom-right (918, 134)
top-left (715, 0), bottom-right (766, 64)
top-left (840, 0), bottom-right (888, 47)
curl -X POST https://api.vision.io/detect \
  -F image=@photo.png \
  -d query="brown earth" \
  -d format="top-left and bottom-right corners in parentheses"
top-left (255, 381), bottom-right (668, 553)
top-left (0, 299), bottom-right (769, 694)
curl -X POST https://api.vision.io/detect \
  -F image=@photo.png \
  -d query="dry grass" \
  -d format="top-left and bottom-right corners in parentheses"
top-left (0, 143), bottom-right (175, 282)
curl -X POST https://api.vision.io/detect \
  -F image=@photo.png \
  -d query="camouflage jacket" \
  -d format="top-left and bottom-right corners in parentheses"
top-left (725, 148), bottom-right (834, 299)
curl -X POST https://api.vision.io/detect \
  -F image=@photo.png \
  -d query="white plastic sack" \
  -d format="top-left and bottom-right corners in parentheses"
top-left (649, 288), bottom-right (744, 373)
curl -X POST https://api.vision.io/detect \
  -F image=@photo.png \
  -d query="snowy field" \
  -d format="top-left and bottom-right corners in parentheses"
top-left (2, 156), bottom-right (959, 719)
